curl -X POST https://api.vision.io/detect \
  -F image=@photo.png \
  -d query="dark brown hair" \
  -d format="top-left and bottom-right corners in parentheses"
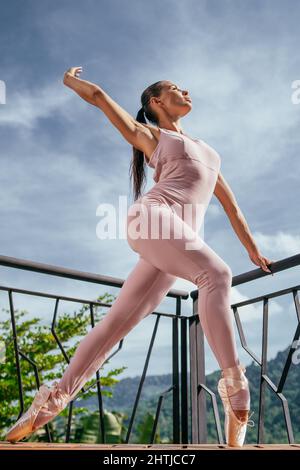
top-left (129, 81), bottom-right (166, 201)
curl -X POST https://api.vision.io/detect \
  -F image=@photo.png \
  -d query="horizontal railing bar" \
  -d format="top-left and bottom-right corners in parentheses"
top-left (190, 253), bottom-right (300, 300)
top-left (0, 254), bottom-right (189, 299)
top-left (0, 284), bottom-right (111, 306)
top-left (231, 254), bottom-right (300, 287)
top-left (231, 285), bottom-right (300, 308)
top-left (0, 284), bottom-right (190, 320)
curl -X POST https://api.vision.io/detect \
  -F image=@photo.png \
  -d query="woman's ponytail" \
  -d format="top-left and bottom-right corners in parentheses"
top-left (129, 81), bottom-right (164, 201)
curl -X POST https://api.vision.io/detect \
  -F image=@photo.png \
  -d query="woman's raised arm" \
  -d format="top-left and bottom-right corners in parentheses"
top-left (63, 66), bottom-right (153, 150)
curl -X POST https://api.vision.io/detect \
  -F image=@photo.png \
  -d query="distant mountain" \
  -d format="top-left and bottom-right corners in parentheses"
top-left (76, 345), bottom-right (300, 444)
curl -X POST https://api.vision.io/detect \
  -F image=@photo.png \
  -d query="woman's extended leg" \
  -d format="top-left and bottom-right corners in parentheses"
top-left (33, 256), bottom-right (177, 428)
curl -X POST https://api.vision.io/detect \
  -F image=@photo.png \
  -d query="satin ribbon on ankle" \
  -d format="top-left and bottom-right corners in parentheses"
top-left (47, 381), bottom-right (71, 414)
top-left (221, 363), bottom-right (246, 378)
top-left (247, 411), bottom-right (255, 427)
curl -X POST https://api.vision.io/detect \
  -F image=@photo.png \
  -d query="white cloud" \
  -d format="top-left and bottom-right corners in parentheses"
top-left (230, 285), bottom-right (283, 324)
top-left (0, 82), bottom-right (73, 128)
top-left (251, 231), bottom-right (300, 256)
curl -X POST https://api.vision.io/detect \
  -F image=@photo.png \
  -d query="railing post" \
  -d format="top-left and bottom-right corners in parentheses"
top-left (258, 297), bottom-right (268, 443)
top-left (189, 294), bottom-right (207, 443)
top-left (8, 290), bottom-right (24, 418)
top-left (172, 297), bottom-right (181, 443)
top-left (180, 316), bottom-right (188, 443)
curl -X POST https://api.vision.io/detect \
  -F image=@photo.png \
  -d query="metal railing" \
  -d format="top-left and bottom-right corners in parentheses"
top-left (0, 253), bottom-right (299, 444)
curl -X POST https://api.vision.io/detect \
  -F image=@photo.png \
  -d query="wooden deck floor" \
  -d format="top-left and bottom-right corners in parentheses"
top-left (0, 442), bottom-right (300, 451)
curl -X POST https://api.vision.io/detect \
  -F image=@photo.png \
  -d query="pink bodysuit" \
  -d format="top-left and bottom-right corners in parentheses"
top-left (126, 127), bottom-right (240, 371)
top-left (33, 127), bottom-right (248, 429)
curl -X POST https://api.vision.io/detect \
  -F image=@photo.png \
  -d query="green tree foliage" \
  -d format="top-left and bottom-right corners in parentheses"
top-left (0, 294), bottom-right (127, 442)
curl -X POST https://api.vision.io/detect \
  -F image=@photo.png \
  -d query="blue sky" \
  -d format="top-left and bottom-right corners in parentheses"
top-left (0, 0), bottom-right (300, 381)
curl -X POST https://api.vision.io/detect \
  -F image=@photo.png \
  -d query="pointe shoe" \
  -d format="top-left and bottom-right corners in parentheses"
top-left (6, 381), bottom-right (70, 443)
top-left (217, 363), bottom-right (254, 447)
top-left (5, 384), bottom-right (52, 443)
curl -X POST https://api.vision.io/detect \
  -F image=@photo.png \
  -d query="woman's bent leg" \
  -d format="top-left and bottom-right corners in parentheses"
top-left (127, 205), bottom-right (249, 411)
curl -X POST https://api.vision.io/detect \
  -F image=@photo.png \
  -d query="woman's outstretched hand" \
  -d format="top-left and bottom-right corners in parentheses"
top-left (63, 67), bottom-right (83, 84)
top-left (248, 248), bottom-right (274, 275)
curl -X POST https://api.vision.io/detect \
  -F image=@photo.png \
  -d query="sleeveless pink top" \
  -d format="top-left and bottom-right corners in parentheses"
top-left (139, 127), bottom-right (221, 232)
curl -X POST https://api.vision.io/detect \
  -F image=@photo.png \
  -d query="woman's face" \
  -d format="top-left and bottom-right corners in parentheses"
top-left (153, 81), bottom-right (192, 118)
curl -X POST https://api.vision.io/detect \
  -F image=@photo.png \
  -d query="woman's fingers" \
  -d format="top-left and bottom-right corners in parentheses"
top-left (262, 257), bottom-right (274, 275)
top-left (66, 66), bottom-right (83, 77)
top-left (248, 250), bottom-right (275, 276)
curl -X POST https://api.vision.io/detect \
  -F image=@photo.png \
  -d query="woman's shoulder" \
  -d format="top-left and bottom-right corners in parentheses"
top-left (140, 123), bottom-right (161, 141)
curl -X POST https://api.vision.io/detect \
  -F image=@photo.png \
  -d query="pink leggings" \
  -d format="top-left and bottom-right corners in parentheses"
top-left (34, 203), bottom-right (246, 428)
